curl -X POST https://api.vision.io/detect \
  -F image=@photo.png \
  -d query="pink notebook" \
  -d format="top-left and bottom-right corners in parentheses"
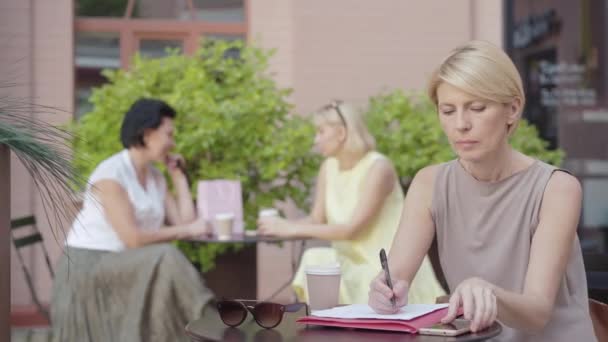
top-left (297, 305), bottom-right (461, 333)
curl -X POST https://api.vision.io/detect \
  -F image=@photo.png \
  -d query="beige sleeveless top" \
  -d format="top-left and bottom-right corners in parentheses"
top-left (432, 159), bottom-right (595, 341)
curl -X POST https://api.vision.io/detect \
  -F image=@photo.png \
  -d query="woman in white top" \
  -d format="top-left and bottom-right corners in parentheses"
top-left (52, 99), bottom-right (213, 342)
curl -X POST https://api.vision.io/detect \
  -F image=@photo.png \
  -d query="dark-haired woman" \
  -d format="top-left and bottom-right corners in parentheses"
top-left (51, 99), bottom-right (214, 342)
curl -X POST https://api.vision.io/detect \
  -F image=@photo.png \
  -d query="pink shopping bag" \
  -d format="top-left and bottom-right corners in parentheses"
top-left (196, 180), bottom-right (245, 234)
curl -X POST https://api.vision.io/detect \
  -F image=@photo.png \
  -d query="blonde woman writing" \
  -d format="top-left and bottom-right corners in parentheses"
top-left (368, 41), bottom-right (596, 341)
top-left (258, 101), bottom-right (445, 305)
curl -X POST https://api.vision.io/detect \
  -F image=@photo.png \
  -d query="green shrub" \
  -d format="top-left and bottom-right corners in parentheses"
top-left (70, 40), bottom-right (320, 271)
top-left (71, 42), bottom-right (563, 271)
top-left (365, 90), bottom-right (564, 189)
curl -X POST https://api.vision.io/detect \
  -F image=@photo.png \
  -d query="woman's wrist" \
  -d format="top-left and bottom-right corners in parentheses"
top-left (170, 169), bottom-right (187, 182)
top-left (174, 225), bottom-right (190, 240)
top-left (488, 281), bottom-right (500, 295)
top-left (170, 172), bottom-right (190, 193)
top-left (290, 225), bottom-right (305, 238)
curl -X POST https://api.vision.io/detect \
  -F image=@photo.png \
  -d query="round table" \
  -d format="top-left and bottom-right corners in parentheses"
top-left (187, 233), bottom-right (307, 244)
top-left (186, 233), bottom-right (308, 301)
top-left (185, 305), bottom-right (502, 342)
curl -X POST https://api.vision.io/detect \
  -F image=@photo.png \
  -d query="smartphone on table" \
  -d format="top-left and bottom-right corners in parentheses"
top-left (418, 319), bottom-right (472, 337)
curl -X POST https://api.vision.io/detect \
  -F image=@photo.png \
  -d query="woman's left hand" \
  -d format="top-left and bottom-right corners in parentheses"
top-left (441, 277), bottom-right (498, 333)
top-left (257, 216), bottom-right (294, 237)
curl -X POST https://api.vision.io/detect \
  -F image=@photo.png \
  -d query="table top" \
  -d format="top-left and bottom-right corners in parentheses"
top-left (186, 233), bottom-right (308, 244)
top-left (185, 306), bottom-right (502, 342)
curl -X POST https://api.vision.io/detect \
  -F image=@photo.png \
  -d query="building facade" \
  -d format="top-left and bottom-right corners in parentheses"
top-left (3, 0), bottom-right (505, 307)
top-left (506, 0), bottom-right (608, 252)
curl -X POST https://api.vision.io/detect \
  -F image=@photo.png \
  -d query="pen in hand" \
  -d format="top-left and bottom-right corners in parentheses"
top-left (379, 248), bottom-right (396, 309)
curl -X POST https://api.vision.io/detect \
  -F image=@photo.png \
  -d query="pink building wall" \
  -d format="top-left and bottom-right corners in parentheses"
top-left (251, 0), bottom-right (503, 115)
top-left (2, 0), bottom-right (74, 307)
top-left (248, 0), bottom-right (295, 92)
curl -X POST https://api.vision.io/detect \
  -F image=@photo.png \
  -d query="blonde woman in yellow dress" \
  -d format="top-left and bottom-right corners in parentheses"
top-left (258, 101), bottom-right (445, 305)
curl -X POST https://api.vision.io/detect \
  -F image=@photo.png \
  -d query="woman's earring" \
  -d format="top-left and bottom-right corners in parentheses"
top-left (506, 122), bottom-right (515, 135)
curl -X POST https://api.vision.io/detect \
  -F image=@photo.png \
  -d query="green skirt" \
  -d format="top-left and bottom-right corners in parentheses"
top-left (51, 244), bottom-right (215, 342)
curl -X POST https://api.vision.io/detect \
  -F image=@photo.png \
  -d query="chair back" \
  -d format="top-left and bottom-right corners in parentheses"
top-left (11, 215), bottom-right (53, 320)
top-left (585, 253), bottom-right (608, 303)
top-left (584, 253), bottom-right (608, 341)
top-left (427, 236), bottom-right (450, 294)
top-left (590, 299), bottom-right (608, 342)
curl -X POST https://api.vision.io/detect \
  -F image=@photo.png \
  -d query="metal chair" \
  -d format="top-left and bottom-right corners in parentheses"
top-left (11, 216), bottom-right (54, 321)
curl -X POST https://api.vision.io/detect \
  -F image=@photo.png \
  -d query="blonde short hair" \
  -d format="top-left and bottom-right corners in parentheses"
top-left (313, 101), bottom-right (376, 155)
top-left (427, 41), bottom-right (525, 133)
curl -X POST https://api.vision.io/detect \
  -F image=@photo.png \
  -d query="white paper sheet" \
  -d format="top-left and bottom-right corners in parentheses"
top-left (311, 304), bottom-right (449, 321)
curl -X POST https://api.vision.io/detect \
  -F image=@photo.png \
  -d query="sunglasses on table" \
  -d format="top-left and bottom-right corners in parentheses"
top-left (321, 100), bottom-right (347, 127)
top-left (217, 299), bottom-right (308, 329)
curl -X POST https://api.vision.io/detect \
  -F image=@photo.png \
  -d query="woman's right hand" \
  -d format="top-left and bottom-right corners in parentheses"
top-left (179, 218), bottom-right (209, 239)
top-left (368, 270), bottom-right (409, 314)
top-left (165, 154), bottom-right (186, 178)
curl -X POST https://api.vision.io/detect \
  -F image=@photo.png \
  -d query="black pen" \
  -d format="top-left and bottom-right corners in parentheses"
top-left (379, 248), bottom-right (396, 308)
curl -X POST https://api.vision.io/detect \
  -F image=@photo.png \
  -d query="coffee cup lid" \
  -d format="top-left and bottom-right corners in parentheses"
top-left (259, 208), bottom-right (279, 217)
top-left (305, 264), bottom-right (341, 275)
top-left (215, 212), bottom-right (235, 220)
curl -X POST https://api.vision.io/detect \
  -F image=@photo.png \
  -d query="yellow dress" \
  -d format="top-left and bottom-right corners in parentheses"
top-left (292, 151), bottom-right (445, 304)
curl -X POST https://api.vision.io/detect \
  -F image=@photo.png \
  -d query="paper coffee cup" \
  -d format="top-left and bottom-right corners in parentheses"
top-left (305, 264), bottom-right (341, 311)
top-left (214, 213), bottom-right (234, 239)
top-left (258, 208), bottom-right (279, 218)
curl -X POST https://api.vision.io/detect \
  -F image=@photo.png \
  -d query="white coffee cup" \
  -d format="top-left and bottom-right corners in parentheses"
top-left (214, 212), bottom-right (234, 240)
top-left (305, 264), bottom-right (341, 311)
top-left (258, 208), bottom-right (279, 218)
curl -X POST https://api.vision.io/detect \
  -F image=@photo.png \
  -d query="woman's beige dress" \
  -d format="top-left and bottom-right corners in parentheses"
top-left (432, 159), bottom-right (596, 341)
